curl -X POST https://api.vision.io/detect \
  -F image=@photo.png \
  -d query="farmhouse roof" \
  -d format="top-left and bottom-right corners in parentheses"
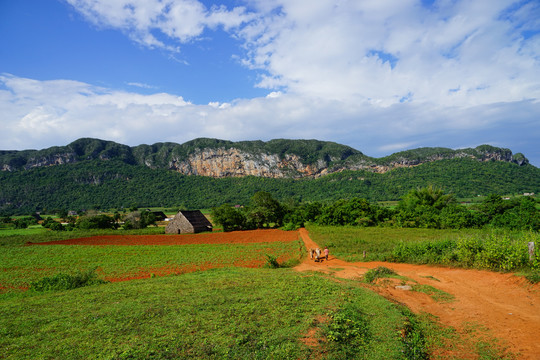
top-left (165, 210), bottom-right (213, 234)
top-left (150, 211), bottom-right (167, 221)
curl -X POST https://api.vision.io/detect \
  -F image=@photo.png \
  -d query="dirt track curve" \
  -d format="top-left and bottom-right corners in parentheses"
top-left (295, 228), bottom-right (540, 359)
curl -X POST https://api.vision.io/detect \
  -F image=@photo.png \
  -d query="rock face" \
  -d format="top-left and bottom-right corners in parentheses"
top-left (168, 148), bottom-right (328, 178)
top-left (0, 138), bottom-right (531, 178)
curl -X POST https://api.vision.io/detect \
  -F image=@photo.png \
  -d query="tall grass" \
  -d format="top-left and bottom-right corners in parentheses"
top-left (307, 224), bottom-right (540, 281)
top-left (391, 232), bottom-right (539, 272)
top-left (306, 224), bottom-right (485, 262)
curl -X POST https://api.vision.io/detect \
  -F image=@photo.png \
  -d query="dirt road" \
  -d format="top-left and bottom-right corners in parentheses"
top-left (296, 228), bottom-right (540, 359)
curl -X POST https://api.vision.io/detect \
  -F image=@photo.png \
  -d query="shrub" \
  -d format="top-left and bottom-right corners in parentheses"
top-left (30, 268), bottom-right (107, 292)
top-left (264, 254), bottom-right (280, 268)
top-left (364, 266), bottom-right (396, 283)
top-left (325, 303), bottom-right (371, 359)
top-left (474, 234), bottom-right (528, 271)
top-left (455, 237), bottom-right (483, 267)
top-left (525, 272), bottom-right (540, 284)
top-left (327, 308), bottom-right (370, 346)
top-left (281, 222), bottom-right (299, 231)
top-left (42, 217), bottom-right (64, 231)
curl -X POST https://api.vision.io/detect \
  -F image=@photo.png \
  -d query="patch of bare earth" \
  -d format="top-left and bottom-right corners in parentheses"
top-left (296, 228), bottom-right (540, 359)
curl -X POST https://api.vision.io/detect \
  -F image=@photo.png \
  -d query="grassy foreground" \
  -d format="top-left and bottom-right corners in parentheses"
top-left (0, 226), bottom-right (522, 358)
top-left (1, 268), bottom-right (424, 359)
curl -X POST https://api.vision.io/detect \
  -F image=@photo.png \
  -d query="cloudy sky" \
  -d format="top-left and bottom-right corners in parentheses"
top-left (1, 0), bottom-right (539, 166)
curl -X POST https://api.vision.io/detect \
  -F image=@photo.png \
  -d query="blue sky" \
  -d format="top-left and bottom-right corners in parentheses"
top-left (1, 0), bottom-right (540, 167)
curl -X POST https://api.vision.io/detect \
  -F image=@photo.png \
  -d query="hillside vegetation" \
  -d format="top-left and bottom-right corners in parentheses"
top-left (0, 138), bottom-right (538, 214)
top-left (0, 155), bottom-right (540, 214)
top-left (0, 137), bottom-right (529, 174)
top-left (0, 157), bottom-right (538, 214)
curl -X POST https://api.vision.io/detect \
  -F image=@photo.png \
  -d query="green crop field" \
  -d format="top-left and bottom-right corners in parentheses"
top-left (0, 227), bottom-right (519, 359)
top-left (0, 240), bottom-right (300, 290)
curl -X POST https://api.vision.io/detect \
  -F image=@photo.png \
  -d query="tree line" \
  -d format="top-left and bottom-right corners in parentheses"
top-left (211, 187), bottom-right (540, 232)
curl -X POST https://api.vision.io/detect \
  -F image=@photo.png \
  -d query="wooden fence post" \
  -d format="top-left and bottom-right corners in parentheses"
top-left (529, 242), bottom-right (535, 263)
top-left (363, 250), bottom-right (367, 259)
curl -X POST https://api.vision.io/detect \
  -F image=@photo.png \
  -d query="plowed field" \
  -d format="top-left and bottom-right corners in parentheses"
top-left (30, 229), bottom-right (298, 246)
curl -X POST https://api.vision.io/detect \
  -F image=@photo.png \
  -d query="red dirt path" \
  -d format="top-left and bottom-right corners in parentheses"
top-left (296, 228), bottom-right (540, 359)
top-left (29, 229), bottom-right (298, 246)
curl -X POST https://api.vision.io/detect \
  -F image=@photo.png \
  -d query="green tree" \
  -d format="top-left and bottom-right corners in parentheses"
top-left (56, 209), bottom-right (68, 221)
top-left (396, 186), bottom-right (456, 228)
top-left (122, 211), bottom-right (157, 229)
top-left (245, 191), bottom-right (284, 228)
top-left (76, 214), bottom-right (117, 229)
top-left (476, 194), bottom-right (509, 220)
top-left (211, 204), bottom-right (246, 232)
top-left (490, 197), bottom-right (540, 231)
top-left (399, 185), bottom-right (455, 211)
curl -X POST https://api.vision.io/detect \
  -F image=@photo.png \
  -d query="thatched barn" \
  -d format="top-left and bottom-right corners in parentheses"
top-left (165, 210), bottom-right (213, 234)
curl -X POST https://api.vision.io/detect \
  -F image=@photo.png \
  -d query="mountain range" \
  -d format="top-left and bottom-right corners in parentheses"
top-left (0, 138), bottom-right (530, 178)
top-left (1, 138), bottom-right (538, 214)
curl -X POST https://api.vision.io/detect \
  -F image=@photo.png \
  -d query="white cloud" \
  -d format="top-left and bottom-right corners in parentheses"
top-left (64, 0), bottom-right (540, 107)
top-left (2, 1), bottom-right (539, 165)
top-left (238, 0), bottom-right (540, 108)
top-left (1, 74), bottom-right (539, 165)
top-left (65, 0), bottom-right (252, 50)
top-left (127, 82), bottom-right (156, 89)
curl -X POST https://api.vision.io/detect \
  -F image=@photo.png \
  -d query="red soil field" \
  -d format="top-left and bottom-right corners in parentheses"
top-left (30, 229), bottom-right (298, 246)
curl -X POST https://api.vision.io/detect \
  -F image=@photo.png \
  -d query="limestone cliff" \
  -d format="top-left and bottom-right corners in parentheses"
top-left (168, 148), bottom-right (329, 178)
top-left (0, 138), bottom-right (530, 177)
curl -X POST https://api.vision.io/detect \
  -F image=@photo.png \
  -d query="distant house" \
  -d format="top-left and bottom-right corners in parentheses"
top-left (150, 211), bottom-right (167, 221)
top-left (31, 213), bottom-right (43, 221)
top-left (165, 210), bottom-right (213, 234)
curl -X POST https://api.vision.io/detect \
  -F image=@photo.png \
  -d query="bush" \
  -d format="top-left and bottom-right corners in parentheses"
top-left (525, 272), bottom-right (540, 284)
top-left (264, 254), bottom-right (280, 268)
top-left (30, 268), bottom-right (107, 292)
top-left (42, 217), bottom-right (64, 231)
top-left (327, 308), bottom-right (370, 345)
top-left (281, 222), bottom-right (299, 231)
top-left (392, 239), bottom-right (456, 264)
top-left (455, 237), bottom-right (483, 267)
top-left (474, 234), bottom-right (528, 271)
top-left (12, 216), bottom-right (38, 229)
top-left (364, 266), bottom-right (396, 283)
top-left (324, 302), bottom-right (372, 358)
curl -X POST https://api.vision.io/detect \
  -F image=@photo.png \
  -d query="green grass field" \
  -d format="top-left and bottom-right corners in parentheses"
top-left (0, 226), bottom-right (166, 246)
top-left (306, 224), bottom-right (487, 262)
top-left (0, 226), bottom-right (519, 359)
top-left (0, 241), bottom-right (302, 290)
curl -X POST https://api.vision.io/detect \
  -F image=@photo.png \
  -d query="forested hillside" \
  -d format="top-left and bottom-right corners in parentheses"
top-left (1, 157), bottom-right (538, 215)
top-left (0, 138), bottom-right (529, 178)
